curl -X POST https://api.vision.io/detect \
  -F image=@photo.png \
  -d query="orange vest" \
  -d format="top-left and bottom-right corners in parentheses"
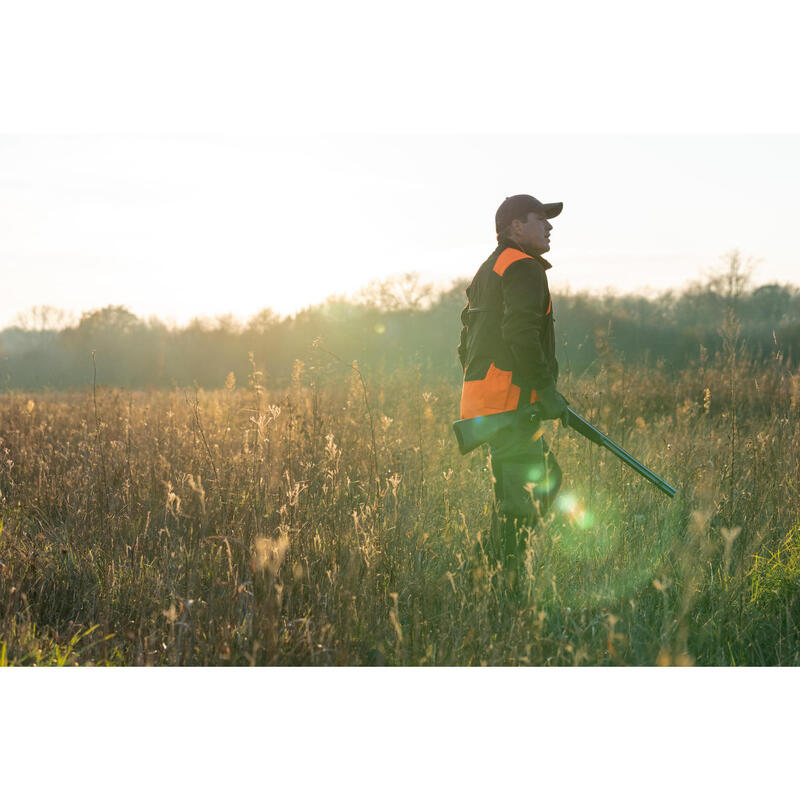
top-left (458, 243), bottom-right (557, 419)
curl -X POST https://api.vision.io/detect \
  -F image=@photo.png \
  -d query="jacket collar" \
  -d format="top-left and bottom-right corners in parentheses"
top-left (496, 236), bottom-right (554, 270)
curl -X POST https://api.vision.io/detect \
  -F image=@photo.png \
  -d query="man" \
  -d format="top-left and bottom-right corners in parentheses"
top-left (457, 194), bottom-right (568, 581)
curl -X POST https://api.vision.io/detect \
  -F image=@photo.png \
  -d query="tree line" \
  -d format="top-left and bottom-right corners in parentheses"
top-left (2, 256), bottom-right (798, 392)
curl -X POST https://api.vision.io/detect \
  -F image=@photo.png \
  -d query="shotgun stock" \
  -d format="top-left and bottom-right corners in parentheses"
top-left (452, 406), bottom-right (676, 498)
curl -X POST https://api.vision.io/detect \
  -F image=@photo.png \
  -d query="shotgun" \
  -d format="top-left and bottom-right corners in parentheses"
top-left (452, 406), bottom-right (676, 498)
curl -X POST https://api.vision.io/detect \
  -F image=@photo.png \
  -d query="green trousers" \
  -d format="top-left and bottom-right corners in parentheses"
top-left (487, 424), bottom-right (562, 568)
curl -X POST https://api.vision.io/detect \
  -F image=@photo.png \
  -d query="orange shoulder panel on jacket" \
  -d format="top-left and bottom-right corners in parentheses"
top-left (492, 248), bottom-right (531, 277)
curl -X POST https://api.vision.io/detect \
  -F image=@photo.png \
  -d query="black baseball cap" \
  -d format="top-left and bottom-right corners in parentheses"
top-left (495, 194), bottom-right (563, 233)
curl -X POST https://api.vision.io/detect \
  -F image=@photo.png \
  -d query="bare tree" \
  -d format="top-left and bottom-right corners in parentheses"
top-left (12, 305), bottom-right (75, 331)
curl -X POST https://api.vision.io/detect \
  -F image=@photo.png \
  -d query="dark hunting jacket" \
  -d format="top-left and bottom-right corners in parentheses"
top-left (458, 237), bottom-right (558, 420)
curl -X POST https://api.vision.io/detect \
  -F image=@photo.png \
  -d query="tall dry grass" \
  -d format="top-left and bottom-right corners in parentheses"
top-left (1, 343), bottom-right (799, 665)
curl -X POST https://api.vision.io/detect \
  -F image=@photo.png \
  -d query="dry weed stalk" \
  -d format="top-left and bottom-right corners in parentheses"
top-left (0, 339), bottom-right (798, 665)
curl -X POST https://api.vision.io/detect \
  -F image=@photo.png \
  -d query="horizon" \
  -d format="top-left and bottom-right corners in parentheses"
top-left (6, 257), bottom-right (794, 333)
top-left (3, 134), bottom-right (799, 330)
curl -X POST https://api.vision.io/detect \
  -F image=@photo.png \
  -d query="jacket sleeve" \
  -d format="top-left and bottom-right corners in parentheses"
top-left (457, 302), bottom-right (469, 369)
top-left (500, 259), bottom-right (555, 391)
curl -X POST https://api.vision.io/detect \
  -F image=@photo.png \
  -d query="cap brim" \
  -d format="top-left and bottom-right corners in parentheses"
top-left (542, 202), bottom-right (563, 219)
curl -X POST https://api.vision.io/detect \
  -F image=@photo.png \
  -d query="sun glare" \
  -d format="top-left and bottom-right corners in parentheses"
top-left (557, 491), bottom-right (595, 530)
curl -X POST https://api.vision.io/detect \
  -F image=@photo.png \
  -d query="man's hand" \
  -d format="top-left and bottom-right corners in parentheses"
top-left (534, 384), bottom-right (569, 425)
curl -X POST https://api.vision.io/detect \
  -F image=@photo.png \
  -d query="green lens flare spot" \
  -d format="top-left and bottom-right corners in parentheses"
top-left (556, 492), bottom-right (578, 514)
top-left (577, 510), bottom-right (595, 529)
top-left (527, 466), bottom-right (544, 482)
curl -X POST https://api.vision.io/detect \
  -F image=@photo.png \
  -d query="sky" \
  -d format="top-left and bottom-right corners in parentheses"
top-left (2, 1), bottom-right (799, 330)
top-left (2, 133), bottom-right (799, 328)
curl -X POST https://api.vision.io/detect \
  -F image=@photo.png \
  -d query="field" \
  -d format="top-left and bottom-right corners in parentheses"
top-left (1, 340), bottom-right (799, 666)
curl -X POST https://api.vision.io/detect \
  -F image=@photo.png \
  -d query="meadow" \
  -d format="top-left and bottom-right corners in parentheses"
top-left (1, 320), bottom-right (799, 666)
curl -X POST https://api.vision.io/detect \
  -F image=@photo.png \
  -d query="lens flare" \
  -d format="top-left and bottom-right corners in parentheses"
top-left (557, 492), bottom-right (579, 514)
top-left (527, 465), bottom-right (544, 483)
top-left (556, 492), bottom-right (594, 529)
top-left (576, 509), bottom-right (595, 529)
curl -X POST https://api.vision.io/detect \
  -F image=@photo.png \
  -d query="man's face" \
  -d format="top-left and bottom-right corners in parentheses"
top-left (510, 211), bottom-right (552, 255)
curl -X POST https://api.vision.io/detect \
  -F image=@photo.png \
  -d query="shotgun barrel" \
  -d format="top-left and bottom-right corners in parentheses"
top-left (563, 409), bottom-right (676, 498)
top-left (452, 405), bottom-right (676, 498)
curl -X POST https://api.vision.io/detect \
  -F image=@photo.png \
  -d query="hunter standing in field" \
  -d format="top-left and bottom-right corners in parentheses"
top-left (458, 194), bottom-right (568, 582)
